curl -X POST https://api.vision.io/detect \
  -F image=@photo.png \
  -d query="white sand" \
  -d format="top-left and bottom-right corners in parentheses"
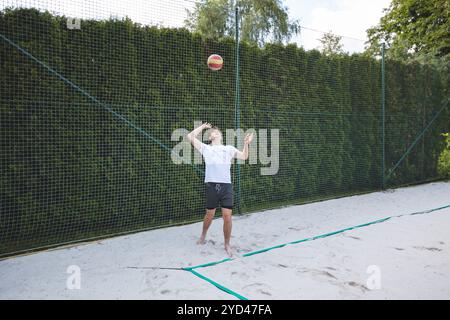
top-left (0, 181), bottom-right (449, 300)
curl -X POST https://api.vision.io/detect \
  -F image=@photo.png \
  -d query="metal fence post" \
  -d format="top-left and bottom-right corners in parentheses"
top-left (235, 6), bottom-right (241, 213)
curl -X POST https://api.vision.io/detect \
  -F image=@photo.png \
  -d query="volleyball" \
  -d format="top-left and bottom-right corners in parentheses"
top-left (207, 54), bottom-right (223, 71)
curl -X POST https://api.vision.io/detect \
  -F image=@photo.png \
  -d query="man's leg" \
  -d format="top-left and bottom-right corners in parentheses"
top-left (222, 208), bottom-right (232, 256)
top-left (197, 208), bottom-right (216, 245)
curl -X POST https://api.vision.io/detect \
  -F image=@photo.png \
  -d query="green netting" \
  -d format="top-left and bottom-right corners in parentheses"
top-left (0, 1), bottom-right (448, 257)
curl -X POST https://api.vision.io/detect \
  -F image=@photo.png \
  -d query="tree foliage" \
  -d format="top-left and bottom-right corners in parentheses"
top-left (318, 31), bottom-right (345, 56)
top-left (438, 133), bottom-right (450, 178)
top-left (365, 0), bottom-right (450, 69)
top-left (185, 0), bottom-right (300, 46)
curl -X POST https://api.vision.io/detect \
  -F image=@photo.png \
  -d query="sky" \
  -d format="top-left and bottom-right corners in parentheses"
top-left (1, 0), bottom-right (392, 53)
top-left (284, 0), bottom-right (392, 53)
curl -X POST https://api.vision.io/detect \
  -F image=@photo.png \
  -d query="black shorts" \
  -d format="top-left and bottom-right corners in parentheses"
top-left (205, 182), bottom-right (233, 210)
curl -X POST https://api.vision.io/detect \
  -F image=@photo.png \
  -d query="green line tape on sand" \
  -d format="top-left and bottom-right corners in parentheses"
top-left (186, 269), bottom-right (248, 300)
top-left (190, 204), bottom-right (450, 270)
top-left (186, 204), bottom-right (450, 300)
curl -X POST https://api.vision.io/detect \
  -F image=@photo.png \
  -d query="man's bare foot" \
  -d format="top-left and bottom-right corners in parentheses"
top-left (197, 237), bottom-right (206, 245)
top-left (225, 245), bottom-right (233, 257)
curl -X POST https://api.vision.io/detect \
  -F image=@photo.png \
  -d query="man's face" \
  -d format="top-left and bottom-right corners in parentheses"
top-left (209, 129), bottom-right (222, 142)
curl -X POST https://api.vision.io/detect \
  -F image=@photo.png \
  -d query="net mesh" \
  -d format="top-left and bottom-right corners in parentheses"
top-left (0, 0), bottom-right (448, 257)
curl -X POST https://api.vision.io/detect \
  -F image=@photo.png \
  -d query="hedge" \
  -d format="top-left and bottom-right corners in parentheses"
top-left (0, 8), bottom-right (448, 255)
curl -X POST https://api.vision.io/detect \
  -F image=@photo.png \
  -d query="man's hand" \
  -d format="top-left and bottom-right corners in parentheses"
top-left (202, 122), bottom-right (212, 129)
top-left (187, 122), bottom-right (212, 152)
top-left (244, 133), bottom-right (254, 145)
top-left (235, 133), bottom-right (254, 160)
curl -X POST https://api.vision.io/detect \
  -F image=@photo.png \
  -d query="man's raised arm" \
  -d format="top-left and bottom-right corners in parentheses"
top-left (186, 122), bottom-right (211, 152)
top-left (235, 133), bottom-right (254, 160)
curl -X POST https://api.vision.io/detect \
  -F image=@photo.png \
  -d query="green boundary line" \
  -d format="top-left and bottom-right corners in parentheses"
top-left (190, 204), bottom-right (450, 270)
top-left (186, 269), bottom-right (248, 300)
top-left (183, 204), bottom-right (450, 299)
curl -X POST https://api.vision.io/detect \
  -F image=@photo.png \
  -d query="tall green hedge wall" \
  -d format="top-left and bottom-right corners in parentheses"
top-left (0, 8), bottom-right (448, 255)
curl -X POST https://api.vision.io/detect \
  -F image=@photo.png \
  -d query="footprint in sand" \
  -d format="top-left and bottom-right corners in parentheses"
top-left (235, 246), bottom-right (252, 253)
top-left (241, 283), bottom-right (272, 297)
top-left (200, 250), bottom-right (213, 256)
top-left (142, 272), bottom-right (169, 294)
top-left (242, 282), bottom-right (265, 289)
top-left (345, 281), bottom-right (369, 292)
top-left (296, 267), bottom-right (337, 280)
top-left (343, 234), bottom-right (362, 241)
top-left (258, 289), bottom-right (272, 296)
top-left (151, 273), bottom-right (168, 281)
top-left (321, 270), bottom-right (338, 279)
top-left (239, 273), bottom-right (251, 281)
top-left (414, 246), bottom-right (442, 252)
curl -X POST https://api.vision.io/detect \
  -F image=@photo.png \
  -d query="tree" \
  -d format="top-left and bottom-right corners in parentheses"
top-left (438, 133), bottom-right (450, 178)
top-left (318, 31), bottom-right (344, 56)
top-left (184, 0), bottom-right (300, 46)
top-left (365, 0), bottom-right (449, 69)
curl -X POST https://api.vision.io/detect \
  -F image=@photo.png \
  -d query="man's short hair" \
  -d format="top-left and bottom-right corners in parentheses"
top-left (211, 126), bottom-right (222, 133)
top-left (208, 126), bottom-right (223, 141)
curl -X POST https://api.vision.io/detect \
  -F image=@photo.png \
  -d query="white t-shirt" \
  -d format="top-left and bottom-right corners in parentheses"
top-left (200, 143), bottom-right (238, 183)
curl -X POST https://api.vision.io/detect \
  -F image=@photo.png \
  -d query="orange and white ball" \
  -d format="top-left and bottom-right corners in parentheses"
top-left (207, 54), bottom-right (223, 71)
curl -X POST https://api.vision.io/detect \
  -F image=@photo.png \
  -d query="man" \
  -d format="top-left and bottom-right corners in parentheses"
top-left (186, 122), bottom-right (254, 256)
